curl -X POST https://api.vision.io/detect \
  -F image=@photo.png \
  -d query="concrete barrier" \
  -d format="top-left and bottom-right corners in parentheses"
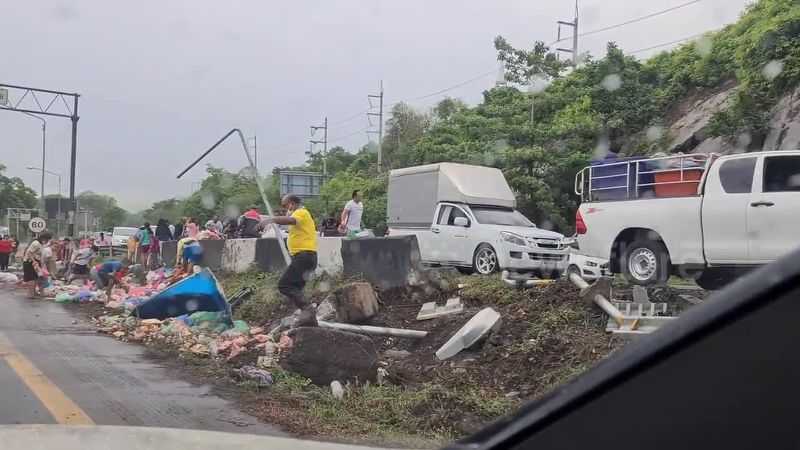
top-left (222, 239), bottom-right (257, 273)
top-left (316, 237), bottom-right (344, 276)
top-left (161, 240), bottom-right (178, 267)
top-left (341, 236), bottom-right (422, 289)
top-left (197, 239), bottom-right (224, 272)
top-left (255, 238), bottom-right (287, 272)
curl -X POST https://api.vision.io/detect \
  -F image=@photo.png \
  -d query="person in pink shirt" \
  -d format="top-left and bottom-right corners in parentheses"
top-left (184, 217), bottom-right (199, 238)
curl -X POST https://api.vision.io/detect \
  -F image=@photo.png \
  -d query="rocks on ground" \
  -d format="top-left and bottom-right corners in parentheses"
top-left (281, 327), bottom-right (379, 385)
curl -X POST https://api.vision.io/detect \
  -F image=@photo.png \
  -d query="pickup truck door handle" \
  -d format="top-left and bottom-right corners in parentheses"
top-left (750, 201), bottom-right (775, 207)
top-left (431, 227), bottom-right (440, 234)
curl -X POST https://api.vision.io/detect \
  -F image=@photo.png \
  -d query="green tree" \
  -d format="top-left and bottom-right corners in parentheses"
top-left (494, 36), bottom-right (567, 84)
top-left (381, 103), bottom-right (431, 169)
top-left (0, 164), bottom-right (37, 213)
top-left (141, 198), bottom-right (183, 224)
top-left (76, 191), bottom-right (128, 229)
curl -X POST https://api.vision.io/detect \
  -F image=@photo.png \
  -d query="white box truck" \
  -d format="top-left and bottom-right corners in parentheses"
top-left (387, 163), bottom-right (568, 279)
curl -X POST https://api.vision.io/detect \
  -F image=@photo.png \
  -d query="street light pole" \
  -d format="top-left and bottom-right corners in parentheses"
top-left (21, 112), bottom-right (47, 213)
top-left (26, 167), bottom-right (61, 235)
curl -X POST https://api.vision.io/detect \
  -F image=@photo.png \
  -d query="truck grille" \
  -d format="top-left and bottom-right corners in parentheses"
top-left (529, 238), bottom-right (563, 249)
top-left (529, 253), bottom-right (566, 261)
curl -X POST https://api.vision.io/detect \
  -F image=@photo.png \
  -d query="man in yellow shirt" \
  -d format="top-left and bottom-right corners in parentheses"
top-left (262, 194), bottom-right (318, 326)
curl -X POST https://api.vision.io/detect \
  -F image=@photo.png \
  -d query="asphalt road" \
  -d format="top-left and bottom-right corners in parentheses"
top-left (0, 288), bottom-right (283, 435)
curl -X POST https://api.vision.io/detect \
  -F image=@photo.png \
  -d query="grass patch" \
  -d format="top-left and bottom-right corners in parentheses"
top-left (218, 271), bottom-right (283, 324)
top-left (458, 274), bottom-right (519, 305)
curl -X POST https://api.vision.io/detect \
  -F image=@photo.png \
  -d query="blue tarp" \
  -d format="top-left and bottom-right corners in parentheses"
top-left (133, 268), bottom-right (231, 320)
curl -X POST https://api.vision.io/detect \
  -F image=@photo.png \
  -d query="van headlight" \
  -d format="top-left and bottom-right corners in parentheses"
top-left (501, 232), bottom-right (526, 247)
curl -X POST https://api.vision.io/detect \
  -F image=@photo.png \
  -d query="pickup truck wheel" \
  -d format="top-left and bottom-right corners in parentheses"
top-left (622, 239), bottom-right (669, 286)
top-left (473, 244), bottom-right (498, 275)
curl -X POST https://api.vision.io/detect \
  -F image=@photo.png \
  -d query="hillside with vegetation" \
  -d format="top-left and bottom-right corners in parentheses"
top-left (154, 0), bottom-right (799, 235)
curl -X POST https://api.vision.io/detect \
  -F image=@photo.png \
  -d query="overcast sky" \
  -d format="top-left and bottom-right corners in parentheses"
top-left (1, 0), bottom-right (752, 211)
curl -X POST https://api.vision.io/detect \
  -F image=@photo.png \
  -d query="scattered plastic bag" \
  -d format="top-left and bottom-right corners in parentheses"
top-left (233, 365), bottom-right (273, 386)
top-left (55, 292), bottom-right (77, 303)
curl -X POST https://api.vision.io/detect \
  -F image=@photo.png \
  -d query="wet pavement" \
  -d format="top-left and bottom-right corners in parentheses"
top-left (0, 289), bottom-right (284, 435)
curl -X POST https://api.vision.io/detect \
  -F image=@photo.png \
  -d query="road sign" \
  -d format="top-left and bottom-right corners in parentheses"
top-left (28, 217), bottom-right (47, 233)
top-left (0, 88), bottom-right (7, 106)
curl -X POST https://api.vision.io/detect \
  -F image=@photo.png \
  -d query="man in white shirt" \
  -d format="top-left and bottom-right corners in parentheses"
top-left (339, 190), bottom-right (364, 238)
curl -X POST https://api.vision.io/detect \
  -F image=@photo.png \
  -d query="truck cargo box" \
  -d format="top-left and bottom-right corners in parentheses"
top-left (388, 163), bottom-right (515, 228)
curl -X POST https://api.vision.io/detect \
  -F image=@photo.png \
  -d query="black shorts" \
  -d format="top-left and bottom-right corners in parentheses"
top-left (72, 264), bottom-right (89, 275)
top-left (23, 261), bottom-right (38, 282)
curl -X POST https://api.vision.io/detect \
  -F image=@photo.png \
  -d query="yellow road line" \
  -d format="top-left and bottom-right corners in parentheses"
top-left (0, 332), bottom-right (94, 425)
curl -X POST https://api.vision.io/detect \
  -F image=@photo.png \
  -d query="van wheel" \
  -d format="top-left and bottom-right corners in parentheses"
top-left (622, 239), bottom-right (670, 286)
top-left (473, 244), bottom-right (498, 275)
top-left (566, 264), bottom-right (582, 281)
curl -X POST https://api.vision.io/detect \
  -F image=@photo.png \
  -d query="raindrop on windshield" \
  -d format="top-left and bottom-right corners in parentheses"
top-left (483, 152), bottom-right (497, 166)
top-left (318, 280), bottom-right (331, 293)
top-left (735, 132), bottom-right (752, 151)
top-left (762, 60), bottom-right (784, 81)
top-left (540, 219), bottom-right (553, 230)
top-left (646, 125), bottom-right (665, 143)
top-left (527, 75), bottom-right (550, 94)
top-left (224, 204), bottom-right (240, 218)
top-left (594, 135), bottom-right (610, 160)
top-left (186, 299), bottom-right (199, 311)
top-left (788, 174), bottom-right (800, 188)
top-left (694, 36), bottom-right (713, 57)
top-left (219, 173), bottom-right (234, 189)
top-left (600, 74), bottom-right (622, 92)
top-left (201, 192), bottom-right (216, 209)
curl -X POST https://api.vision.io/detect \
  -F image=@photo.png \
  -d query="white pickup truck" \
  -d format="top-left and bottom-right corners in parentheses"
top-left (574, 150), bottom-right (800, 289)
top-left (388, 163), bottom-right (568, 279)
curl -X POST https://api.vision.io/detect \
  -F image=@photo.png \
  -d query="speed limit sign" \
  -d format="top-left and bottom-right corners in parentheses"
top-left (28, 217), bottom-right (47, 233)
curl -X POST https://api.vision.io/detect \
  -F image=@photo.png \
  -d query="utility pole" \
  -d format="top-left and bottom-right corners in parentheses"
top-left (556, 1), bottom-right (579, 66)
top-left (367, 81), bottom-right (384, 171)
top-left (310, 117), bottom-right (328, 176)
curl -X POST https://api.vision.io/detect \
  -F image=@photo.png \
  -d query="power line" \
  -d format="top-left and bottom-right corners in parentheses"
top-left (549, 0), bottom-right (702, 45)
top-left (629, 32), bottom-right (708, 55)
top-left (327, 125), bottom-right (372, 144)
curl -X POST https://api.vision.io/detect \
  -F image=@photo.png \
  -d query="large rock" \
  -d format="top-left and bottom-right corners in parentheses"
top-left (665, 81), bottom-right (737, 154)
top-left (331, 282), bottom-right (380, 324)
top-left (281, 327), bottom-right (378, 385)
top-left (764, 86), bottom-right (800, 151)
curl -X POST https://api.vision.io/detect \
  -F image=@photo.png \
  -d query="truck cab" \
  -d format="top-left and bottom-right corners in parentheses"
top-left (388, 163), bottom-right (568, 279)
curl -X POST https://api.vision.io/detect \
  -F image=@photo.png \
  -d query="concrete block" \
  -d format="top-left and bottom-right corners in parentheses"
top-left (316, 237), bottom-right (343, 276)
top-left (416, 297), bottom-right (464, 320)
top-left (255, 238), bottom-right (287, 272)
top-left (436, 307), bottom-right (501, 360)
top-left (221, 239), bottom-right (256, 273)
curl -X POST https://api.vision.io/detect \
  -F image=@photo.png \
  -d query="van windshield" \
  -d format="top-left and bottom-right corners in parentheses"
top-left (471, 207), bottom-right (535, 227)
top-left (113, 228), bottom-right (138, 236)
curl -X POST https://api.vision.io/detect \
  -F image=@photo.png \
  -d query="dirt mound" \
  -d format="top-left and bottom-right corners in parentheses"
top-left (367, 277), bottom-right (622, 401)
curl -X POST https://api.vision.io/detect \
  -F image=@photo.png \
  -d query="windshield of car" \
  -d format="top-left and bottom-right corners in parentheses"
top-left (1, 0), bottom-right (790, 448)
top-left (112, 228), bottom-right (138, 236)
top-left (471, 206), bottom-right (536, 227)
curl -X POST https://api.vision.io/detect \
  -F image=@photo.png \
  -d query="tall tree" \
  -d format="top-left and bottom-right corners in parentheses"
top-left (493, 36), bottom-right (567, 84)
top-left (77, 191), bottom-right (128, 229)
top-left (0, 164), bottom-right (37, 213)
top-left (381, 103), bottom-right (430, 169)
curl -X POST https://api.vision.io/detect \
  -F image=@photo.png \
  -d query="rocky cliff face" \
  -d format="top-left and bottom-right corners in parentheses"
top-left (663, 82), bottom-right (800, 154)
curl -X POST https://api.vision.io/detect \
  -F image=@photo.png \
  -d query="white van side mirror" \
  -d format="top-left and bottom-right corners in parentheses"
top-left (454, 217), bottom-right (469, 227)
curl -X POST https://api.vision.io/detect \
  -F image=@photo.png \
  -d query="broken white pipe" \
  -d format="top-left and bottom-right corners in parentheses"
top-left (318, 321), bottom-right (428, 339)
top-left (568, 273), bottom-right (627, 327)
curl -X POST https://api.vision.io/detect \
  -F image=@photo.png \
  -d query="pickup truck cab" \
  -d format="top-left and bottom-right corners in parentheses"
top-left (575, 150), bottom-right (800, 288)
top-left (388, 163), bottom-right (568, 278)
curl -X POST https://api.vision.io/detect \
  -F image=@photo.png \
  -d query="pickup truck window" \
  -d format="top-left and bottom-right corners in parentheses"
top-left (448, 207), bottom-right (470, 226)
top-left (763, 155), bottom-right (800, 192)
top-left (471, 207), bottom-right (535, 227)
top-left (437, 206), bottom-right (453, 225)
top-left (719, 157), bottom-right (756, 194)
